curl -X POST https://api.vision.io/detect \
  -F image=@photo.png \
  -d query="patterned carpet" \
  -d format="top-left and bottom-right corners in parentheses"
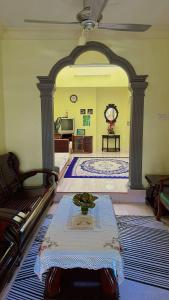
top-left (64, 157), bottom-right (129, 178)
top-left (6, 215), bottom-right (169, 300)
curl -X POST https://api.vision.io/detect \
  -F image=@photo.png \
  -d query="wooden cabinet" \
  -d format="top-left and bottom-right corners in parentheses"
top-left (54, 133), bottom-right (72, 141)
top-left (54, 133), bottom-right (62, 139)
top-left (72, 136), bottom-right (93, 153)
top-left (83, 136), bottom-right (93, 153)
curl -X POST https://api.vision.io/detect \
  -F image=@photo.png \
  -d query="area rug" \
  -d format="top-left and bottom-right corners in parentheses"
top-left (64, 157), bottom-right (129, 178)
top-left (6, 214), bottom-right (169, 300)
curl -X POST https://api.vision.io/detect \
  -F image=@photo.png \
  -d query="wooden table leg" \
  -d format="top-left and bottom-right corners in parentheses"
top-left (44, 268), bottom-right (62, 300)
top-left (99, 268), bottom-right (119, 299)
top-left (44, 267), bottom-right (119, 299)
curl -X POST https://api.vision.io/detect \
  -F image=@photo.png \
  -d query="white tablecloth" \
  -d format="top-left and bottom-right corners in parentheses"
top-left (34, 195), bottom-right (124, 284)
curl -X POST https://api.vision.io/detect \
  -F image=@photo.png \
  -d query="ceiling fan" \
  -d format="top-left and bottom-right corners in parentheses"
top-left (24, 0), bottom-right (151, 43)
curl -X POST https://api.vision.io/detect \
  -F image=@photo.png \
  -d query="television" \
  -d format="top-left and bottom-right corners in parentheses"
top-left (58, 118), bottom-right (75, 134)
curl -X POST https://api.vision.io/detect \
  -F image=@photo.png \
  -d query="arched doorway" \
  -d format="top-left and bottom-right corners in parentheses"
top-left (37, 41), bottom-right (148, 189)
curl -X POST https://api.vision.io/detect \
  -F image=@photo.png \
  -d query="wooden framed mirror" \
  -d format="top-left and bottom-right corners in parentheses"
top-left (104, 104), bottom-right (119, 123)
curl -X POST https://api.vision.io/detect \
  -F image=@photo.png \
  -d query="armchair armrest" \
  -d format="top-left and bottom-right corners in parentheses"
top-left (0, 210), bottom-right (25, 227)
top-left (19, 169), bottom-right (58, 185)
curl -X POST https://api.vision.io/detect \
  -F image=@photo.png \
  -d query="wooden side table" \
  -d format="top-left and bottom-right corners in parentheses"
top-left (102, 135), bottom-right (120, 152)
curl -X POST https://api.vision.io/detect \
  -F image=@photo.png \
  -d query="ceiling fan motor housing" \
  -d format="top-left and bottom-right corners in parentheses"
top-left (81, 20), bottom-right (96, 30)
top-left (76, 4), bottom-right (103, 23)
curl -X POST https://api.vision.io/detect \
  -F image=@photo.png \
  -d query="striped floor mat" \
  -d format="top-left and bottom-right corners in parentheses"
top-left (117, 216), bottom-right (169, 290)
top-left (6, 216), bottom-right (169, 299)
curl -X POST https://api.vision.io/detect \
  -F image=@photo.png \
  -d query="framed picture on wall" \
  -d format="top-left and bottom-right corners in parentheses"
top-left (87, 109), bottom-right (93, 114)
top-left (80, 109), bottom-right (86, 114)
top-left (83, 115), bottom-right (90, 126)
top-left (77, 129), bottom-right (85, 136)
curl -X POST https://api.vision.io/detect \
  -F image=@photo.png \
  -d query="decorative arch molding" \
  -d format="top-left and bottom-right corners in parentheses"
top-left (37, 41), bottom-right (148, 189)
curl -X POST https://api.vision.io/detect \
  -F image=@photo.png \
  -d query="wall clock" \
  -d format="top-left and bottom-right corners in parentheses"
top-left (70, 94), bottom-right (78, 103)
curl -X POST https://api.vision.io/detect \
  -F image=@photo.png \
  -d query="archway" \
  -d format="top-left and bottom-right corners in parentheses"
top-left (37, 41), bottom-right (148, 189)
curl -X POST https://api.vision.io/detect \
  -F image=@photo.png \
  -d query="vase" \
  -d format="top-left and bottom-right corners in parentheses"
top-left (81, 206), bottom-right (88, 215)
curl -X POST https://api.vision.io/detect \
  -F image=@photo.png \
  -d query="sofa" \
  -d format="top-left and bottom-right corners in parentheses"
top-left (0, 152), bottom-right (58, 291)
top-left (0, 211), bottom-right (20, 291)
top-left (156, 176), bottom-right (169, 220)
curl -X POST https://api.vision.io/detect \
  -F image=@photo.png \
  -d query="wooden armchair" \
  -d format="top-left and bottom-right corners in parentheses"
top-left (156, 176), bottom-right (169, 221)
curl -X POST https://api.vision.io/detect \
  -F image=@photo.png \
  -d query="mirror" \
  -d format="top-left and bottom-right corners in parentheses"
top-left (104, 104), bottom-right (119, 123)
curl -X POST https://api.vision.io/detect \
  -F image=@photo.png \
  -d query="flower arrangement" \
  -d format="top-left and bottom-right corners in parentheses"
top-left (107, 121), bottom-right (115, 134)
top-left (73, 193), bottom-right (98, 215)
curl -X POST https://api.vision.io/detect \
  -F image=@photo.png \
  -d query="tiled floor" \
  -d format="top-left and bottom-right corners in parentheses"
top-left (113, 203), bottom-right (154, 216)
top-left (57, 152), bottom-right (129, 193)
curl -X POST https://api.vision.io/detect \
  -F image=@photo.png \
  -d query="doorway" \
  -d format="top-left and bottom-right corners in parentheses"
top-left (53, 62), bottom-right (130, 193)
top-left (37, 41), bottom-right (148, 189)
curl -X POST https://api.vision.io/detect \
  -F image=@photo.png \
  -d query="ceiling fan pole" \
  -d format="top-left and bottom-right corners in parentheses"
top-left (83, 0), bottom-right (91, 9)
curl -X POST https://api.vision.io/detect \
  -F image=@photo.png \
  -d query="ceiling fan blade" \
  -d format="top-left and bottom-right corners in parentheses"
top-left (90, 0), bottom-right (108, 22)
top-left (98, 23), bottom-right (151, 32)
top-left (24, 19), bottom-right (79, 25)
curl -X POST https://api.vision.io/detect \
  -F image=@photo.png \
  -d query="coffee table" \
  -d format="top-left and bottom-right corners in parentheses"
top-left (34, 195), bottom-right (124, 299)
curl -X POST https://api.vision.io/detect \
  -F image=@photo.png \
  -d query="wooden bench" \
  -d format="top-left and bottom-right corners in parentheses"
top-left (0, 152), bottom-right (58, 292)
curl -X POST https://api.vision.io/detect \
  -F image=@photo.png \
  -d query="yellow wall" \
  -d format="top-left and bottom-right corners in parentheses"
top-left (0, 40), bottom-right (5, 153)
top-left (1, 37), bottom-right (169, 185)
top-left (54, 87), bottom-right (97, 152)
top-left (54, 87), bottom-right (130, 153)
top-left (96, 88), bottom-right (130, 152)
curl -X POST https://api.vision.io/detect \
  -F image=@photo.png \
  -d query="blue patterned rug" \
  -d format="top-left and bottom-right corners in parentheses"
top-left (6, 215), bottom-right (169, 300)
top-left (64, 157), bottom-right (129, 179)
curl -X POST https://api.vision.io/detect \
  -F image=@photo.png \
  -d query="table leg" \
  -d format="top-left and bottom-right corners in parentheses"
top-left (44, 267), bottom-right (119, 300)
top-left (99, 268), bottom-right (119, 299)
top-left (44, 268), bottom-right (62, 300)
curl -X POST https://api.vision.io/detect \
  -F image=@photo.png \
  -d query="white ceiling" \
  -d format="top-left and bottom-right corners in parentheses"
top-left (0, 0), bottom-right (169, 38)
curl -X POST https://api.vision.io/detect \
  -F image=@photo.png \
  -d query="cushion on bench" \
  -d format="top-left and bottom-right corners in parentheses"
top-left (160, 191), bottom-right (169, 207)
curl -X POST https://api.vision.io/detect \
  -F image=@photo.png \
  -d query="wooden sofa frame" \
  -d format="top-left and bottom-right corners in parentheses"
top-left (0, 152), bottom-right (58, 292)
